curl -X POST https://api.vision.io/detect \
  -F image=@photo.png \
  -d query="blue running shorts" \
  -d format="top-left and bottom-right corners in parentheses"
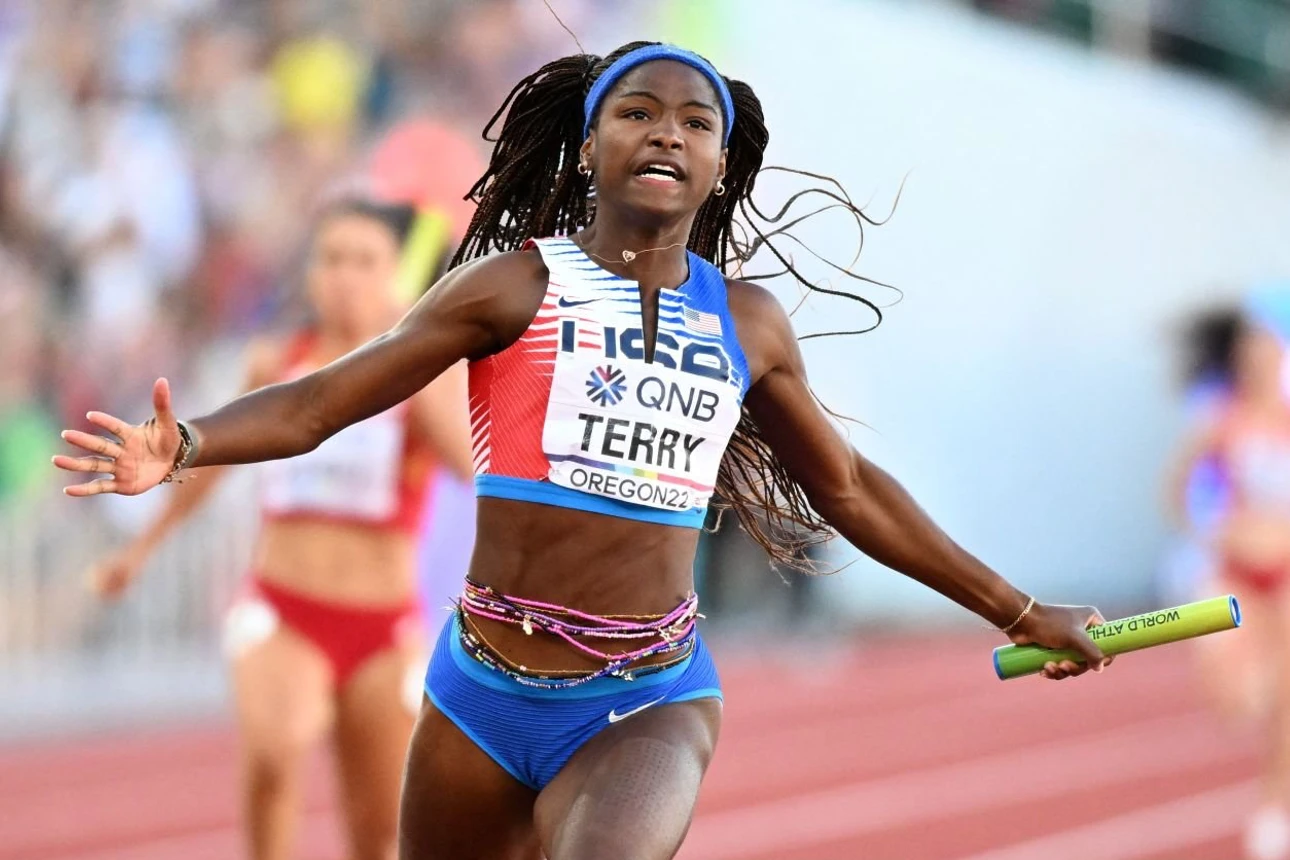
top-left (423, 614), bottom-right (722, 790)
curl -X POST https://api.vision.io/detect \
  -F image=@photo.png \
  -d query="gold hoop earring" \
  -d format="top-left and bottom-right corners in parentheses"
top-left (578, 161), bottom-right (591, 176)
top-left (713, 180), bottom-right (726, 197)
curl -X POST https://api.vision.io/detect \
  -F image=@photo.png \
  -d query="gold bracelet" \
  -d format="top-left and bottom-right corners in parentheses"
top-left (1000, 595), bottom-right (1036, 634)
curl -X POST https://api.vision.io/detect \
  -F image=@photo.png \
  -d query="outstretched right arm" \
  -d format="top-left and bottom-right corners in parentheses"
top-left (55, 251), bottom-right (546, 497)
top-left (189, 256), bottom-right (499, 467)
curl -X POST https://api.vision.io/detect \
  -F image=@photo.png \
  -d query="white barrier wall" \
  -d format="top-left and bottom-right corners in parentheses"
top-left (680, 0), bottom-right (1290, 619)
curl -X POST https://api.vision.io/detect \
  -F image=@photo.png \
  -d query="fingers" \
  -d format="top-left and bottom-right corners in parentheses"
top-left (1043, 654), bottom-right (1115, 681)
top-left (1042, 660), bottom-right (1084, 680)
top-left (52, 454), bottom-right (115, 475)
top-left (153, 378), bottom-right (177, 426)
top-left (1070, 607), bottom-right (1107, 671)
top-left (60, 429), bottom-right (125, 459)
top-left (63, 478), bottom-right (121, 497)
top-left (54, 429), bottom-right (127, 496)
top-left (1070, 635), bottom-right (1106, 672)
top-left (86, 411), bottom-right (132, 439)
top-left (1032, 605), bottom-right (1115, 680)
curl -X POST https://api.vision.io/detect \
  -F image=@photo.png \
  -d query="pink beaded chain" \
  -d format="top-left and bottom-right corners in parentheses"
top-left (457, 579), bottom-right (701, 689)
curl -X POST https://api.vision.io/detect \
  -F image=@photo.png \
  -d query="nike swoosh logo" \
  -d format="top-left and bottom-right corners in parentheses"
top-left (558, 296), bottom-right (599, 308)
top-left (607, 697), bottom-right (665, 724)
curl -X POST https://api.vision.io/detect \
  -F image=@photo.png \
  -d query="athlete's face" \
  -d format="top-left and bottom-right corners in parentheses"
top-left (583, 60), bottom-right (728, 222)
top-left (1235, 324), bottom-right (1287, 399)
top-left (307, 213), bottom-right (400, 338)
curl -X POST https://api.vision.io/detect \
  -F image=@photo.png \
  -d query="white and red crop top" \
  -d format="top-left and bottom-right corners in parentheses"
top-left (469, 237), bottom-right (751, 528)
top-left (258, 332), bottom-right (436, 533)
top-left (1213, 404), bottom-right (1290, 516)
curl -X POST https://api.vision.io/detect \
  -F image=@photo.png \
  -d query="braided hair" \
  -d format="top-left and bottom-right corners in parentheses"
top-left (452, 41), bottom-right (890, 572)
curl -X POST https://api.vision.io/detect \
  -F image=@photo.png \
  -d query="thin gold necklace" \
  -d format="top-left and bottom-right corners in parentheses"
top-left (580, 240), bottom-right (686, 265)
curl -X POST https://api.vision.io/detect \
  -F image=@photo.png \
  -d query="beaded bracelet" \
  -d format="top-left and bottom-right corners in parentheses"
top-left (161, 421), bottom-right (199, 484)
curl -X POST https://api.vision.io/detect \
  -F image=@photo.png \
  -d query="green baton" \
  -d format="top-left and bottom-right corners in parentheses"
top-left (993, 595), bottom-right (1242, 680)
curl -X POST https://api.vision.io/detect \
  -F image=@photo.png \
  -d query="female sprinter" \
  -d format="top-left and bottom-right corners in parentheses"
top-left (86, 199), bottom-right (472, 860)
top-left (1169, 297), bottom-right (1290, 860)
top-left (1158, 306), bottom-right (1240, 606)
top-left (57, 43), bottom-right (1110, 860)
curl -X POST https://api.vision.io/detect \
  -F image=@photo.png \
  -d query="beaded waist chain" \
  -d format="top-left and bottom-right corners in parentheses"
top-left (457, 579), bottom-right (701, 689)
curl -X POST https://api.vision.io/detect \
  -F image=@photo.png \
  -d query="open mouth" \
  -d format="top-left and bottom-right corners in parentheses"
top-left (634, 163), bottom-right (684, 183)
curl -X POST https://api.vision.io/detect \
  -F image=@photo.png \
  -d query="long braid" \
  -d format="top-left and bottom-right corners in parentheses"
top-left (453, 41), bottom-right (888, 573)
top-left (451, 54), bottom-right (596, 265)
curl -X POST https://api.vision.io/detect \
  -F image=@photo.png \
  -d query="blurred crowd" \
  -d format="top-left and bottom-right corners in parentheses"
top-left (974, 0), bottom-right (1290, 109)
top-left (0, 0), bottom-right (613, 509)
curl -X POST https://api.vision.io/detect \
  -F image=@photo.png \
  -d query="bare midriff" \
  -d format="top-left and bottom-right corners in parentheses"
top-left (1219, 512), bottom-right (1290, 573)
top-left (462, 497), bottom-right (703, 675)
top-left (255, 519), bottom-right (417, 607)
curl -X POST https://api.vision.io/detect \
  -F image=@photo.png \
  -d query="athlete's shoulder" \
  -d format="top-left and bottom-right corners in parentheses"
top-left (723, 277), bottom-right (783, 315)
top-left (423, 247), bottom-right (550, 358)
top-left (724, 277), bottom-right (795, 338)
top-left (440, 246), bottom-right (549, 294)
top-left (1221, 401), bottom-right (1290, 439)
top-left (723, 277), bottom-right (800, 383)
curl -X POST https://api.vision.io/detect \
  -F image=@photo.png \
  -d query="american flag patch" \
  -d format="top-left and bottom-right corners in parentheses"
top-left (683, 307), bottom-right (722, 336)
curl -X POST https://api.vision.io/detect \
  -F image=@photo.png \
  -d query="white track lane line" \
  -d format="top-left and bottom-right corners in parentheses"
top-left (678, 712), bottom-right (1237, 860)
top-left (954, 780), bottom-right (1257, 860)
top-left (43, 713), bottom-right (1240, 860)
top-left (53, 811), bottom-right (336, 860)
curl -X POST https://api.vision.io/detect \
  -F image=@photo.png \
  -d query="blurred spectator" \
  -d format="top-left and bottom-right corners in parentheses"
top-left (0, 247), bottom-right (57, 506)
top-left (0, 0), bottom-right (584, 501)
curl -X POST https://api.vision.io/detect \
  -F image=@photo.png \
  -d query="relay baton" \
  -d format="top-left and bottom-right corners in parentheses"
top-left (395, 207), bottom-right (453, 305)
top-left (992, 595), bottom-right (1241, 680)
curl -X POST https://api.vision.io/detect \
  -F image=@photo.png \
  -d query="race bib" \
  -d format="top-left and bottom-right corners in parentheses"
top-left (542, 337), bottom-right (740, 512)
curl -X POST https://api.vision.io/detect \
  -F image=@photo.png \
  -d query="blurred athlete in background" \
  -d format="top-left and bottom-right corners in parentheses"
top-left (1170, 291), bottom-right (1290, 860)
top-left (87, 199), bottom-right (472, 860)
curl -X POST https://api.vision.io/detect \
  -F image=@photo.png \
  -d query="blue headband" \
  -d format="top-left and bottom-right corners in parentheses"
top-left (582, 45), bottom-right (735, 146)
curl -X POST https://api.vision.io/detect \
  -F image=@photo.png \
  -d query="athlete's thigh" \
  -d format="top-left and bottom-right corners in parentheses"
top-left (333, 643), bottom-right (421, 856)
top-left (534, 698), bottom-right (722, 860)
top-left (1197, 579), bottom-right (1274, 715)
top-left (399, 697), bottom-right (542, 860)
top-left (230, 625), bottom-right (334, 758)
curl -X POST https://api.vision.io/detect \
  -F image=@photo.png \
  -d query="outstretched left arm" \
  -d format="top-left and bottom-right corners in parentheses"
top-left (732, 283), bottom-right (1108, 678)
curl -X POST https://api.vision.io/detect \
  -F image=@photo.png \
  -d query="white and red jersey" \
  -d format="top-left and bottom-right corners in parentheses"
top-left (258, 332), bottom-right (436, 533)
top-left (468, 238), bottom-right (750, 528)
top-left (1213, 404), bottom-right (1290, 516)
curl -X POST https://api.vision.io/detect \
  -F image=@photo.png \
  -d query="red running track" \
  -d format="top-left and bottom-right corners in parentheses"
top-left (0, 633), bottom-right (1258, 859)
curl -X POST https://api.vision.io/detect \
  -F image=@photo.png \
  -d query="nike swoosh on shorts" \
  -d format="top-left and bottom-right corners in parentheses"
top-left (607, 697), bottom-right (665, 723)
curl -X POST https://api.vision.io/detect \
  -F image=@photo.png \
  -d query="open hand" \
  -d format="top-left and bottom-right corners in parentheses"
top-left (1008, 602), bottom-right (1114, 680)
top-left (53, 379), bottom-right (182, 497)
